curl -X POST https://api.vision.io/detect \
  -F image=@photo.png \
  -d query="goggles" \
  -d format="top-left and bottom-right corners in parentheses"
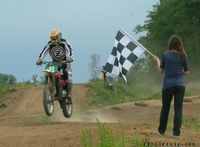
top-left (50, 36), bottom-right (59, 45)
top-left (50, 36), bottom-right (58, 40)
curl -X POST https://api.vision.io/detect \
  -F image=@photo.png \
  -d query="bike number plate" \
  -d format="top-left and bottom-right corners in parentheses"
top-left (44, 65), bottom-right (58, 73)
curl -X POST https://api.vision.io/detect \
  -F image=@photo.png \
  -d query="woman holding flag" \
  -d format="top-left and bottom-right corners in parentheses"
top-left (153, 34), bottom-right (189, 138)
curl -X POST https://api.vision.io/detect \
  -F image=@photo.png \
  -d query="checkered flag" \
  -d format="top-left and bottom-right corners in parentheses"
top-left (105, 28), bottom-right (146, 82)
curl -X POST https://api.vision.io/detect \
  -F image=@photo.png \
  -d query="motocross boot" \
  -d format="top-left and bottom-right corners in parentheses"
top-left (66, 79), bottom-right (73, 97)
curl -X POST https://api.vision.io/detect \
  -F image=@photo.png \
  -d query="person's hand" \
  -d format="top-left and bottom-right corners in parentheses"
top-left (66, 56), bottom-right (73, 63)
top-left (152, 55), bottom-right (160, 63)
top-left (36, 59), bottom-right (43, 65)
top-left (152, 55), bottom-right (163, 73)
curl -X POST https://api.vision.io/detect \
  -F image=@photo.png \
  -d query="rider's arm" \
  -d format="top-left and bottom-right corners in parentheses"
top-left (66, 40), bottom-right (73, 57)
top-left (38, 41), bottom-right (51, 60)
top-left (62, 39), bottom-right (73, 57)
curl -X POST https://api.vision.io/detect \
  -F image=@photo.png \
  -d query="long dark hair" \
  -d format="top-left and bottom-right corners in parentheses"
top-left (168, 34), bottom-right (187, 59)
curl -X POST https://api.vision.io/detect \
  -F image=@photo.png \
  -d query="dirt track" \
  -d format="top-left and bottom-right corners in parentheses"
top-left (0, 84), bottom-right (200, 147)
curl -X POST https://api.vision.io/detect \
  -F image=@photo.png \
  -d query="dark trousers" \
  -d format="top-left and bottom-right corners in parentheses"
top-left (158, 86), bottom-right (185, 136)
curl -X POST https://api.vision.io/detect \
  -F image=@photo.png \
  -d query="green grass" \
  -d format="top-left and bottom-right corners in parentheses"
top-left (80, 120), bottom-right (152, 147)
top-left (80, 128), bottom-right (93, 147)
top-left (185, 81), bottom-right (200, 96)
top-left (0, 83), bottom-right (13, 97)
top-left (0, 83), bottom-right (16, 107)
top-left (183, 116), bottom-right (200, 130)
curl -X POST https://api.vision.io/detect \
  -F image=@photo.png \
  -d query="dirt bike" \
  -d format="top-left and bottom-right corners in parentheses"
top-left (42, 61), bottom-right (73, 118)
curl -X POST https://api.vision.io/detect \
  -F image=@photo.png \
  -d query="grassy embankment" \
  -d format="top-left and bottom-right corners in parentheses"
top-left (86, 80), bottom-right (200, 108)
top-left (86, 81), bottom-right (159, 108)
top-left (0, 83), bottom-right (16, 107)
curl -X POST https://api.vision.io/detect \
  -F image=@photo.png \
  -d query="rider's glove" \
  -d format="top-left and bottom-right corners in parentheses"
top-left (36, 59), bottom-right (43, 65)
top-left (66, 56), bottom-right (73, 63)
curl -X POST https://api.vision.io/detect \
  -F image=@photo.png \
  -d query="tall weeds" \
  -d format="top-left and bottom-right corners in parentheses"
top-left (80, 120), bottom-right (150, 147)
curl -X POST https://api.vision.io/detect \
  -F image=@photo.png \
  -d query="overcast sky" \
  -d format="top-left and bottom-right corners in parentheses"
top-left (0, 0), bottom-right (159, 83)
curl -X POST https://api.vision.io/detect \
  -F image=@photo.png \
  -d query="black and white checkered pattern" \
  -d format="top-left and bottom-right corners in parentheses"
top-left (105, 29), bottom-right (145, 82)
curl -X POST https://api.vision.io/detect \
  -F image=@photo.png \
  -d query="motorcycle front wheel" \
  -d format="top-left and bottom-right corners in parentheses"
top-left (62, 96), bottom-right (73, 118)
top-left (43, 84), bottom-right (55, 116)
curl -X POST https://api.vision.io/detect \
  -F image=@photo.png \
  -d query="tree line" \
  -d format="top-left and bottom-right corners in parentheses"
top-left (134, 0), bottom-right (200, 70)
top-left (0, 73), bottom-right (44, 85)
top-left (0, 73), bottom-right (16, 85)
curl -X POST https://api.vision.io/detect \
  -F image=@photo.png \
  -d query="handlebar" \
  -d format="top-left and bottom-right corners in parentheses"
top-left (42, 61), bottom-right (68, 66)
top-left (36, 56), bottom-right (73, 66)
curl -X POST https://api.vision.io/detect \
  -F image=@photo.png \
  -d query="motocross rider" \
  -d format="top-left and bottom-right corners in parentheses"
top-left (36, 28), bottom-right (73, 99)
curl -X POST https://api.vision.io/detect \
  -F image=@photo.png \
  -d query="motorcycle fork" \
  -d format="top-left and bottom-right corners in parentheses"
top-left (46, 72), bottom-right (55, 96)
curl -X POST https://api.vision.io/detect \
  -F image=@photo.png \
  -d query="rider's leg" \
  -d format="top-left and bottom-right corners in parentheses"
top-left (61, 63), bottom-right (73, 96)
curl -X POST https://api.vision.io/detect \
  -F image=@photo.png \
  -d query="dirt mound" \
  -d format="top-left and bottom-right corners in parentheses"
top-left (0, 85), bottom-right (200, 147)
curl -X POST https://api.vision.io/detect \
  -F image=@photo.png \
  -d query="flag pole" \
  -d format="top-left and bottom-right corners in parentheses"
top-left (119, 28), bottom-right (155, 57)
